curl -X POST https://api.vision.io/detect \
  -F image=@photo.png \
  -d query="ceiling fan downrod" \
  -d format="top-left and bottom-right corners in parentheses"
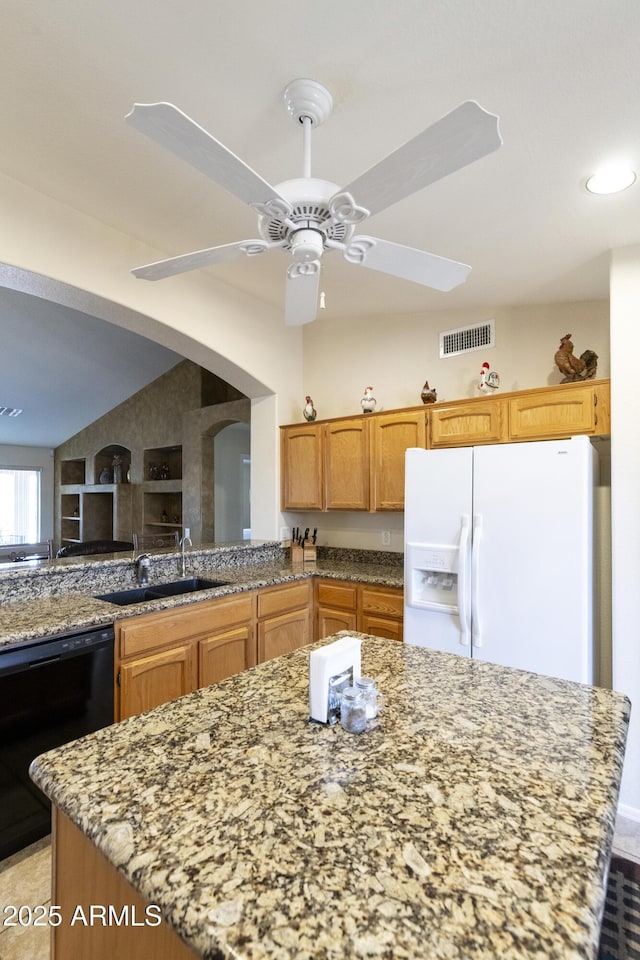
top-left (283, 78), bottom-right (333, 180)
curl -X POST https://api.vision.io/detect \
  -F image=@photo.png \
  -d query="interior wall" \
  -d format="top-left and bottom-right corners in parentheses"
top-left (301, 299), bottom-right (609, 420)
top-left (0, 445), bottom-right (54, 542)
top-left (610, 245), bottom-right (640, 822)
top-left (0, 170), bottom-right (304, 540)
top-left (293, 299), bottom-right (610, 551)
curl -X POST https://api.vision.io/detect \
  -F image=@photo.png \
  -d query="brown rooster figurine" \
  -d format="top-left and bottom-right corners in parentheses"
top-left (554, 334), bottom-right (598, 383)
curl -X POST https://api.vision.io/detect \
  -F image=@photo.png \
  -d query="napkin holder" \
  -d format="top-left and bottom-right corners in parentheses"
top-left (309, 636), bottom-right (362, 724)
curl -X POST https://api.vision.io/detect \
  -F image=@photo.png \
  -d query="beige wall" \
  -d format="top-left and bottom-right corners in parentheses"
top-left (610, 246), bottom-right (640, 821)
top-left (302, 300), bottom-right (609, 420)
top-left (0, 170), bottom-right (304, 542)
top-left (293, 299), bottom-right (609, 551)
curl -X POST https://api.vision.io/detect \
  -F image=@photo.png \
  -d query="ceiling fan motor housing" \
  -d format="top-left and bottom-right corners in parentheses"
top-left (257, 177), bottom-right (355, 255)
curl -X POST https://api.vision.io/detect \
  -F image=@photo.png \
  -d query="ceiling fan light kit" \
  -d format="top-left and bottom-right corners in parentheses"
top-left (126, 80), bottom-right (502, 325)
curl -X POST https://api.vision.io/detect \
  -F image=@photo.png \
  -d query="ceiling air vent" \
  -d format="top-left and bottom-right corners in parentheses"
top-left (439, 320), bottom-right (495, 358)
top-left (0, 406), bottom-right (23, 417)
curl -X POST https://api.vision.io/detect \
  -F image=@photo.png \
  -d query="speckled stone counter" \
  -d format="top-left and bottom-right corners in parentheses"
top-left (30, 634), bottom-right (630, 960)
top-left (0, 543), bottom-right (403, 649)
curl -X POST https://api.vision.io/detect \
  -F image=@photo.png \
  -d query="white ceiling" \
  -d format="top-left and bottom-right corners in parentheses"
top-left (2, 0), bottom-right (639, 446)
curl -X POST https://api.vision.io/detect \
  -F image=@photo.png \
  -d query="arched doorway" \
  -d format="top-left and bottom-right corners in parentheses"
top-left (214, 422), bottom-right (251, 542)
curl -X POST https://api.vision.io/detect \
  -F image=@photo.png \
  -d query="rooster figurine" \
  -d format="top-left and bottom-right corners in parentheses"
top-left (360, 386), bottom-right (377, 414)
top-left (303, 396), bottom-right (317, 422)
top-left (420, 381), bottom-right (437, 404)
top-left (554, 334), bottom-right (599, 383)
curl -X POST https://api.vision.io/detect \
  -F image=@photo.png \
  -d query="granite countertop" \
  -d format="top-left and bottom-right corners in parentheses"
top-left (30, 634), bottom-right (630, 960)
top-left (0, 548), bottom-right (404, 649)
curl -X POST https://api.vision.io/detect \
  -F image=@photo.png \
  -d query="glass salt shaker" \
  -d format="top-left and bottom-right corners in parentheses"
top-left (355, 676), bottom-right (384, 719)
top-left (340, 686), bottom-right (367, 734)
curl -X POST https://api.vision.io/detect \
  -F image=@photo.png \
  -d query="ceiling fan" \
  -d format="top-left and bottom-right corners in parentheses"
top-left (125, 79), bottom-right (502, 325)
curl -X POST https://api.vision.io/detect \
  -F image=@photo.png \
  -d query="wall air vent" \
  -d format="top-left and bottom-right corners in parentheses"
top-left (0, 406), bottom-right (23, 417)
top-left (439, 320), bottom-right (495, 358)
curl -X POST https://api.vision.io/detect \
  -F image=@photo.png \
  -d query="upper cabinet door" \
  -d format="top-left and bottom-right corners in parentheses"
top-left (428, 398), bottom-right (505, 448)
top-left (280, 423), bottom-right (324, 510)
top-left (508, 383), bottom-right (602, 440)
top-left (325, 418), bottom-right (370, 510)
top-left (371, 411), bottom-right (426, 510)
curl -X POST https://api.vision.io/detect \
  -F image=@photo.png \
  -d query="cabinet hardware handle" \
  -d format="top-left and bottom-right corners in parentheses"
top-left (594, 394), bottom-right (598, 407)
top-left (594, 413), bottom-right (598, 426)
top-left (117, 670), bottom-right (121, 687)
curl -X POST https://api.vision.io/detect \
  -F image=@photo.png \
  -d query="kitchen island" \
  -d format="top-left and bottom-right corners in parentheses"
top-left (30, 633), bottom-right (629, 960)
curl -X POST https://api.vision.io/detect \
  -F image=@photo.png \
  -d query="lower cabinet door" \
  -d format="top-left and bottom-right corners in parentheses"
top-left (316, 606), bottom-right (357, 641)
top-left (360, 613), bottom-right (403, 642)
top-left (258, 607), bottom-right (310, 663)
top-left (119, 644), bottom-right (194, 720)
top-left (199, 627), bottom-right (252, 686)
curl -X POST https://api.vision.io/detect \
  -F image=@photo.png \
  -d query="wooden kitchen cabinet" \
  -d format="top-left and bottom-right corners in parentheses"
top-left (324, 417), bottom-right (370, 510)
top-left (370, 410), bottom-right (426, 510)
top-left (280, 422), bottom-right (324, 510)
top-left (507, 381), bottom-right (609, 440)
top-left (315, 578), bottom-right (403, 643)
top-left (198, 594), bottom-right (255, 686)
top-left (428, 397), bottom-right (505, 448)
top-left (116, 594), bottom-right (255, 720)
top-left (360, 585), bottom-right (404, 642)
top-left (280, 381), bottom-right (610, 511)
top-left (119, 643), bottom-right (195, 721)
top-left (315, 579), bottom-right (358, 638)
top-left (257, 580), bottom-right (312, 663)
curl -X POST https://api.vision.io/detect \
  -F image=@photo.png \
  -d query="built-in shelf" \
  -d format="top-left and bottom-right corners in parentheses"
top-left (142, 447), bottom-right (183, 536)
top-left (95, 444), bottom-right (131, 485)
top-left (60, 458), bottom-right (86, 486)
top-left (143, 445), bottom-right (182, 482)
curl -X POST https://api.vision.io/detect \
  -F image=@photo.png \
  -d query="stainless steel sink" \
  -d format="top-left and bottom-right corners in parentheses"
top-left (96, 577), bottom-right (228, 606)
top-left (149, 577), bottom-right (228, 597)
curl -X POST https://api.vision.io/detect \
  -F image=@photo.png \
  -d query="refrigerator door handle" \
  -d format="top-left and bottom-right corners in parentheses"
top-left (471, 514), bottom-right (483, 647)
top-left (458, 515), bottom-right (471, 646)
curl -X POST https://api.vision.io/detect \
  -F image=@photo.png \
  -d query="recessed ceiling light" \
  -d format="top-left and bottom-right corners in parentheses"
top-left (585, 164), bottom-right (636, 195)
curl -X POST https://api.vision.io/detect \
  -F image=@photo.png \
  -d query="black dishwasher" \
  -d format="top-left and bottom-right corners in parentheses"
top-left (0, 624), bottom-right (114, 860)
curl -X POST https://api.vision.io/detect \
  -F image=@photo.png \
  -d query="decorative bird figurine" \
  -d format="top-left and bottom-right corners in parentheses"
top-left (303, 396), bottom-right (317, 422)
top-left (421, 381), bottom-right (437, 404)
top-left (360, 386), bottom-right (377, 414)
top-left (554, 334), bottom-right (598, 382)
top-left (478, 361), bottom-right (500, 392)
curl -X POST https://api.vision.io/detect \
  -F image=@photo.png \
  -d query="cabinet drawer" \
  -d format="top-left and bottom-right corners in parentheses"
top-left (257, 581), bottom-right (311, 619)
top-left (360, 586), bottom-right (403, 618)
top-left (118, 595), bottom-right (255, 659)
top-left (316, 580), bottom-right (358, 610)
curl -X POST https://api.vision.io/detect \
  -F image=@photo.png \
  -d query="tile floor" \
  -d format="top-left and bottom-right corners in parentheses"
top-left (1, 817), bottom-right (639, 959)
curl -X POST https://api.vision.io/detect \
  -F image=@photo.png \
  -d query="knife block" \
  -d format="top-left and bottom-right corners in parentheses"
top-left (291, 542), bottom-right (316, 564)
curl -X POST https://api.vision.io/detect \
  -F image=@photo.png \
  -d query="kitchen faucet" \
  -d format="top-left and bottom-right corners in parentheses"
top-left (180, 535), bottom-right (192, 577)
top-left (135, 553), bottom-right (151, 585)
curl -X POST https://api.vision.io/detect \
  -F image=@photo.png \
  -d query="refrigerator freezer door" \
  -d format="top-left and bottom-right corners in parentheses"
top-left (471, 436), bottom-right (595, 683)
top-left (404, 447), bottom-right (473, 654)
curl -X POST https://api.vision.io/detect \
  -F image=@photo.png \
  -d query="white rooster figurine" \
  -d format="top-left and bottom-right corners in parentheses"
top-left (303, 396), bottom-right (317, 422)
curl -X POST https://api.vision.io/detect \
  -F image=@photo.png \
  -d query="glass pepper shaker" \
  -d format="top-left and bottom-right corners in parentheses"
top-left (340, 686), bottom-right (367, 734)
top-left (355, 676), bottom-right (384, 719)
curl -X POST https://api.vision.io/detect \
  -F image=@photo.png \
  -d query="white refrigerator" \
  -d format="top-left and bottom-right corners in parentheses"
top-left (403, 436), bottom-right (598, 684)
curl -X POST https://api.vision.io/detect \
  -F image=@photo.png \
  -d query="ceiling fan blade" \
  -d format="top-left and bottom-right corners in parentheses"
top-left (342, 236), bottom-right (471, 292)
top-left (132, 239), bottom-right (270, 281)
top-left (126, 102), bottom-right (286, 208)
top-left (339, 101), bottom-right (501, 218)
top-left (285, 264), bottom-right (321, 326)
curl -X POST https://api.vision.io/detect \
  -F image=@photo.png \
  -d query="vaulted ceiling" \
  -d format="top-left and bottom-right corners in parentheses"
top-left (2, 0), bottom-right (637, 445)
